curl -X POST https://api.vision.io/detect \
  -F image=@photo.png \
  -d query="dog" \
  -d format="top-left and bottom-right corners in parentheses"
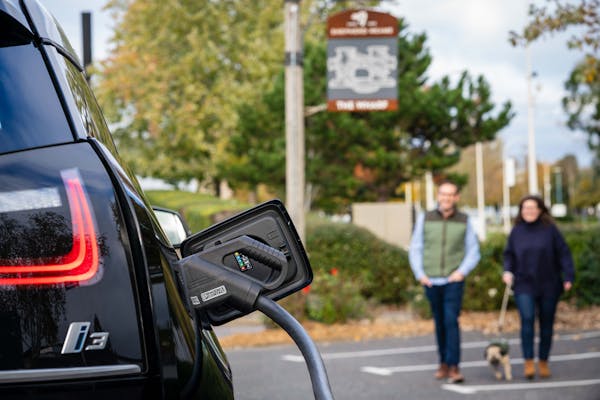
top-left (484, 342), bottom-right (512, 381)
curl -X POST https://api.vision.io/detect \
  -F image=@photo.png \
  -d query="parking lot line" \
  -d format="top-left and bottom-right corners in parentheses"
top-left (361, 351), bottom-right (600, 376)
top-left (281, 331), bottom-right (600, 363)
top-left (442, 379), bottom-right (600, 394)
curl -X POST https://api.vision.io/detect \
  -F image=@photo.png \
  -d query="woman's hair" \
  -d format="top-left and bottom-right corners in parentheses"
top-left (515, 194), bottom-right (554, 225)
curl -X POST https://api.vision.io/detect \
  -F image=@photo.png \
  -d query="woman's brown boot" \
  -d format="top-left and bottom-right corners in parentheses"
top-left (524, 359), bottom-right (535, 379)
top-left (538, 360), bottom-right (551, 378)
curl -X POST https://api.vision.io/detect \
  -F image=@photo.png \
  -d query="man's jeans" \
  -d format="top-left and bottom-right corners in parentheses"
top-left (424, 281), bottom-right (465, 366)
top-left (514, 293), bottom-right (559, 361)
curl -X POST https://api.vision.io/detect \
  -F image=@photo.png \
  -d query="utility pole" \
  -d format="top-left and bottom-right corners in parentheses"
top-left (526, 45), bottom-right (539, 195)
top-left (475, 142), bottom-right (486, 241)
top-left (425, 171), bottom-right (434, 210)
top-left (284, 0), bottom-right (305, 241)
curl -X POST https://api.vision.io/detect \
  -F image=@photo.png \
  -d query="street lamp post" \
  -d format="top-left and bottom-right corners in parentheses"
top-left (503, 157), bottom-right (515, 234)
top-left (526, 45), bottom-right (539, 195)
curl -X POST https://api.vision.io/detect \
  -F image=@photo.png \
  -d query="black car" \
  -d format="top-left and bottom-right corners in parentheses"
top-left (0, 1), bottom-right (331, 399)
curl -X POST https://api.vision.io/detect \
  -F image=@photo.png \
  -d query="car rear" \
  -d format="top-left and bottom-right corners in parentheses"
top-left (0, 1), bottom-right (232, 398)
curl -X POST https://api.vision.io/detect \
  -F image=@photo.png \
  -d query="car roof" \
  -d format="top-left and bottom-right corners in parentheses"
top-left (0, 0), bottom-right (31, 32)
top-left (1, 0), bottom-right (82, 70)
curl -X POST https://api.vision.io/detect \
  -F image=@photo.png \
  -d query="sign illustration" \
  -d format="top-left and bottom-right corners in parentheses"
top-left (327, 10), bottom-right (398, 112)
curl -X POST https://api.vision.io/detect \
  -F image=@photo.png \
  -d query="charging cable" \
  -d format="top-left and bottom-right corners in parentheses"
top-left (177, 254), bottom-right (335, 400)
top-left (255, 295), bottom-right (334, 400)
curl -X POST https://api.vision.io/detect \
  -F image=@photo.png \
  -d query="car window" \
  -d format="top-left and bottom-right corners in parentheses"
top-left (0, 43), bottom-right (73, 155)
top-left (47, 46), bottom-right (121, 157)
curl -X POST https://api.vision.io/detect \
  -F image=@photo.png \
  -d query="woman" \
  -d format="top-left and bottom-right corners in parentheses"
top-left (502, 195), bottom-right (574, 380)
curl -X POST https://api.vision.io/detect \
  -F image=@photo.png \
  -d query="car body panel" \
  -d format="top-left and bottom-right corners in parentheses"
top-left (0, 1), bottom-right (234, 398)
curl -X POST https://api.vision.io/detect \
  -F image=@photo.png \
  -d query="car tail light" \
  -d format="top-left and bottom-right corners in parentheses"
top-left (0, 169), bottom-right (100, 285)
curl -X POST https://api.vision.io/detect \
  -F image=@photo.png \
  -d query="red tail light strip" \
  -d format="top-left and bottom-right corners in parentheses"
top-left (0, 171), bottom-right (100, 285)
top-left (0, 179), bottom-right (85, 272)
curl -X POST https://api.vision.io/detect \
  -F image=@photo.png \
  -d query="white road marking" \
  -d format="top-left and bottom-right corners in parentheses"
top-left (442, 379), bottom-right (600, 394)
top-left (361, 352), bottom-right (600, 376)
top-left (281, 331), bottom-right (600, 363)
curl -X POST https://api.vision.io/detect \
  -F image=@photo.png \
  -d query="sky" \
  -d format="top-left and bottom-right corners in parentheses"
top-left (41, 0), bottom-right (595, 168)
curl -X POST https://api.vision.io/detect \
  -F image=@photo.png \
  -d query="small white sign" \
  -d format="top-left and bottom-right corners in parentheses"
top-left (200, 285), bottom-right (227, 302)
top-left (551, 203), bottom-right (567, 218)
top-left (190, 296), bottom-right (201, 306)
top-left (504, 158), bottom-right (516, 188)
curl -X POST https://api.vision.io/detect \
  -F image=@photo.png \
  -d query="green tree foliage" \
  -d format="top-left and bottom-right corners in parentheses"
top-left (571, 167), bottom-right (600, 208)
top-left (223, 19), bottom-right (513, 212)
top-left (96, 0), bottom-right (285, 186)
top-left (563, 56), bottom-right (600, 171)
top-left (510, 0), bottom-right (600, 177)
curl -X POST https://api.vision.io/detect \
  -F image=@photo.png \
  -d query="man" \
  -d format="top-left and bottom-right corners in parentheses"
top-left (409, 180), bottom-right (480, 383)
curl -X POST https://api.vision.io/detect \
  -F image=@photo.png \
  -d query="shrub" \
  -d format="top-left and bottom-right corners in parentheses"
top-left (458, 226), bottom-right (600, 311)
top-left (564, 226), bottom-right (600, 307)
top-left (299, 221), bottom-right (600, 323)
top-left (264, 292), bottom-right (308, 328)
top-left (305, 268), bottom-right (369, 324)
top-left (268, 270), bottom-right (369, 325)
top-left (305, 218), bottom-right (413, 305)
top-left (405, 285), bottom-right (431, 318)
top-left (463, 233), bottom-right (507, 311)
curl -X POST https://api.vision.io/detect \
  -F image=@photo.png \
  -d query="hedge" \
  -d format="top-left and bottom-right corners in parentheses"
top-left (305, 218), bottom-right (413, 305)
top-left (302, 218), bottom-right (600, 322)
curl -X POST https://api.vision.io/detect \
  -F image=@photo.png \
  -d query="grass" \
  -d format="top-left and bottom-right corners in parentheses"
top-left (145, 190), bottom-right (251, 232)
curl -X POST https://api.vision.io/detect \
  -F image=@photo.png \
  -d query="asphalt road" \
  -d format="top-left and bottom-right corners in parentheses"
top-left (223, 330), bottom-right (600, 400)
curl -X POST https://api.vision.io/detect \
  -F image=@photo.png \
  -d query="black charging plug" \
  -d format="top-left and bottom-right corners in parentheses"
top-left (176, 254), bottom-right (263, 313)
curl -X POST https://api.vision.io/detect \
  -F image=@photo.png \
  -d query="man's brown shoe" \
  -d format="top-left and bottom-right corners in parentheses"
top-left (538, 360), bottom-right (551, 378)
top-left (524, 359), bottom-right (535, 380)
top-left (447, 366), bottom-right (464, 383)
top-left (434, 363), bottom-right (449, 379)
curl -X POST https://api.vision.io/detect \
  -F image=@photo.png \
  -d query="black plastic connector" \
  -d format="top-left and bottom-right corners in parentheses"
top-left (176, 254), bottom-right (263, 313)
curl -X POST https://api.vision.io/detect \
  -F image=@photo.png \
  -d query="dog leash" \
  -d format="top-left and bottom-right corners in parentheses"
top-left (498, 283), bottom-right (512, 334)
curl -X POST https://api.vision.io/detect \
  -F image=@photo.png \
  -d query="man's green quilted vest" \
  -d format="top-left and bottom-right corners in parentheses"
top-left (422, 209), bottom-right (468, 277)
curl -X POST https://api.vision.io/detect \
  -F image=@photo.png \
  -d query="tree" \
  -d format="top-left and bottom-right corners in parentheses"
top-left (563, 57), bottom-right (600, 173)
top-left (510, 0), bottom-right (600, 176)
top-left (223, 19), bottom-right (514, 212)
top-left (448, 140), bottom-right (504, 208)
top-left (572, 167), bottom-right (600, 209)
top-left (95, 0), bottom-right (285, 188)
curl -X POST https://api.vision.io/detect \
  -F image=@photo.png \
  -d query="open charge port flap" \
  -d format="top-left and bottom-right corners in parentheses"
top-left (178, 199), bottom-right (313, 326)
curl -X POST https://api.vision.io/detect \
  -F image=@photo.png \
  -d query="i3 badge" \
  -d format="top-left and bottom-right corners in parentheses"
top-left (61, 322), bottom-right (110, 354)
